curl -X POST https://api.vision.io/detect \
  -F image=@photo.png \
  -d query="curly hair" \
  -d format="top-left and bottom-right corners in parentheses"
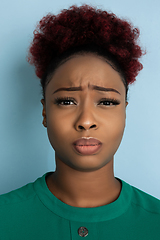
top-left (27, 4), bottom-right (144, 99)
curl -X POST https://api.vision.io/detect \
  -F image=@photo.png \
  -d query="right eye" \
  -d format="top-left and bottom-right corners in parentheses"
top-left (54, 97), bottom-right (76, 105)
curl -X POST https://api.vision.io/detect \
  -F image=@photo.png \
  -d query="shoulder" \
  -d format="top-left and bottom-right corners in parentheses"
top-left (128, 182), bottom-right (160, 215)
top-left (0, 180), bottom-right (36, 207)
top-left (0, 172), bottom-right (48, 210)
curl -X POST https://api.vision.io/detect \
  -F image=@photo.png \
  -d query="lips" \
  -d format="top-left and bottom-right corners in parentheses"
top-left (73, 137), bottom-right (102, 146)
top-left (72, 137), bottom-right (102, 155)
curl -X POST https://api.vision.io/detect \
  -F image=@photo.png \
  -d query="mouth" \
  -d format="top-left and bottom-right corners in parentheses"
top-left (72, 143), bottom-right (102, 155)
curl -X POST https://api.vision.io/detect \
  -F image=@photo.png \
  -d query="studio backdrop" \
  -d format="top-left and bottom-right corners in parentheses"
top-left (0, 0), bottom-right (160, 199)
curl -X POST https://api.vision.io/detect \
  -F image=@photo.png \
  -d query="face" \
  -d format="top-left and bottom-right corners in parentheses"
top-left (41, 54), bottom-right (128, 172)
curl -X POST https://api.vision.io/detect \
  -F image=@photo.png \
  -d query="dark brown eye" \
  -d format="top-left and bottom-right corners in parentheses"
top-left (99, 98), bottom-right (120, 106)
top-left (54, 97), bottom-right (76, 105)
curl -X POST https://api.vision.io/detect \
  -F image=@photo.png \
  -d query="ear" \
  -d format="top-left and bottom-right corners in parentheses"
top-left (41, 99), bottom-right (47, 128)
top-left (125, 101), bottom-right (128, 119)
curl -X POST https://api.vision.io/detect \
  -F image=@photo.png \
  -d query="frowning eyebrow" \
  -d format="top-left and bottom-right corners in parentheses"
top-left (53, 85), bottom-right (121, 95)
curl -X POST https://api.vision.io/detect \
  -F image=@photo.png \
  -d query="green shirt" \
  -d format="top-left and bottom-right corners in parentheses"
top-left (0, 172), bottom-right (160, 239)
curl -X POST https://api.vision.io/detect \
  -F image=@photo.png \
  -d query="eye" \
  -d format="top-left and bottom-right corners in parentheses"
top-left (99, 98), bottom-right (120, 106)
top-left (54, 97), bottom-right (76, 105)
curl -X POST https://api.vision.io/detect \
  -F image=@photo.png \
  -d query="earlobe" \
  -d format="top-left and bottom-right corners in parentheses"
top-left (41, 99), bottom-right (47, 128)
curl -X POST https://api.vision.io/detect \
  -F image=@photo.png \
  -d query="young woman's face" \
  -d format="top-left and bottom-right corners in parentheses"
top-left (42, 54), bottom-right (127, 172)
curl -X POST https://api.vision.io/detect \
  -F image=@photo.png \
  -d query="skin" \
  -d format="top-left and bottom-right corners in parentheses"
top-left (41, 53), bottom-right (128, 208)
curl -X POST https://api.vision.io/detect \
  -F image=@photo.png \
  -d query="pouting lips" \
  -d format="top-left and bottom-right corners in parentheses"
top-left (73, 138), bottom-right (102, 146)
top-left (77, 144), bottom-right (100, 146)
top-left (73, 143), bottom-right (102, 155)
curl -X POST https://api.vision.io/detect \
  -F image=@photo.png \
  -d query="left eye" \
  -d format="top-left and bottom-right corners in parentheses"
top-left (99, 99), bottom-right (120, 106)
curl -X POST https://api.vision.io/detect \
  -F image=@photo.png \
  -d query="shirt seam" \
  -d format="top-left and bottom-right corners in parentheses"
top-left (0, 192), bottom-right (37, 207)
top-left (131, 201), bottom-right (160, 215)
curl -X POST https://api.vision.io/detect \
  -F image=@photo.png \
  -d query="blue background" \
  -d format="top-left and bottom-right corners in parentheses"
top-left (0, 0), bottom-right (160, 198)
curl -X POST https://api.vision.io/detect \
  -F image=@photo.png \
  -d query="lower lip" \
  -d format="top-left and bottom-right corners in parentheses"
top-left (73, 144), bottom-right (102, 155)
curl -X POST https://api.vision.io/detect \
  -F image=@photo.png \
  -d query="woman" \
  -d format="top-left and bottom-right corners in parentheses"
top-left (0, 4), bottom-right (160, 239)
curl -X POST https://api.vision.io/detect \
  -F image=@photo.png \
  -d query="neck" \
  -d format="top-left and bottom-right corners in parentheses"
top-left (46, 157), bottom-right (121, 208)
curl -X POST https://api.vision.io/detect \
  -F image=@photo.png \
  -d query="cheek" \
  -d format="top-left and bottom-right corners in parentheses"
top-left (113, 119), bottom-right (126, 149)
top-left (113, 120), bottom-right (125, 144)
top-left (102, 109), bottom-right (126, 143)
top-left (46, 110), bottom-right (72, 150)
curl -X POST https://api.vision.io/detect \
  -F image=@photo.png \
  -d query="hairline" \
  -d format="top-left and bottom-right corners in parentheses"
top-left (42, 51), bottom-right (128, 101)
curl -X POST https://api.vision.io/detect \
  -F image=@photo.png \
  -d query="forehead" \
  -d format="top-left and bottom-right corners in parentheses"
top-left (46, 54), bottom-right (125, 95)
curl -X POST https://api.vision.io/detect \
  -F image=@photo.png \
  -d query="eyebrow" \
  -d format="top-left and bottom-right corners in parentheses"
top-left (53, 85), bottom-right (121, 95)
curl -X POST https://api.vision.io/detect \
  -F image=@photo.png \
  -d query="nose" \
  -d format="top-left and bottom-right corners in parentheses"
top-left (74, 107), bottom-right (98, 132)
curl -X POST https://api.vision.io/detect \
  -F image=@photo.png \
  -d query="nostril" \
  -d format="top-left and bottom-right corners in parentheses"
top-left (90, 124), bottom-right (96, 129)
top-left (78, 125), bottom-right (85, 130)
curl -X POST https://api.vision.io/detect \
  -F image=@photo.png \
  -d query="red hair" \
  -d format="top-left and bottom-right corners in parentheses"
top-left (28, 4), bottom-right (144, 85)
